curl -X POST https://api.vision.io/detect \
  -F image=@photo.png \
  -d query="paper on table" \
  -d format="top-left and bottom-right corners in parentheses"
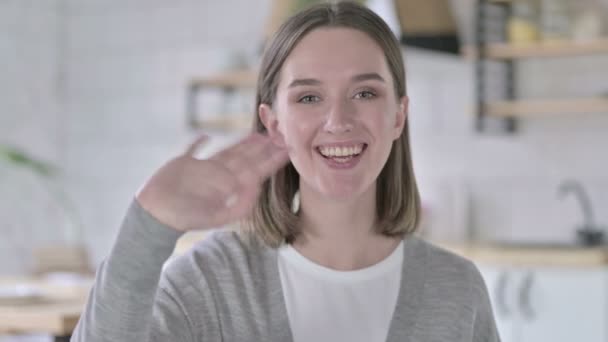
top-left (0, 284), bottom-right (50, 305)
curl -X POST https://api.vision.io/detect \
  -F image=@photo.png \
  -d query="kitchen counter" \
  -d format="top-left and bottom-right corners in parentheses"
top-left (435, 241), bottom-right (608, 267)
top-left (0, 276), bottom-right (91, 338)
top-left (173, 232), bottom-right (608, 267)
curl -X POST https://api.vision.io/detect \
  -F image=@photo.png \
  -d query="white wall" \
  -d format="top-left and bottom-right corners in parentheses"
top-left (0, 0), bottom-right (64, 275)
top-left (61, 0), bottom-right (271, 266)
top-left (406, 51), bottom-right (608, 244)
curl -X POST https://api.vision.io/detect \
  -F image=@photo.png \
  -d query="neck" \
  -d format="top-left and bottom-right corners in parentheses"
top-left (292, 182), bottom-right (401, 271)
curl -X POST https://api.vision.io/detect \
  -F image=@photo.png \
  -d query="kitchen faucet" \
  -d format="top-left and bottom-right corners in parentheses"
top-left (557, 179), bottom-right (605, 246)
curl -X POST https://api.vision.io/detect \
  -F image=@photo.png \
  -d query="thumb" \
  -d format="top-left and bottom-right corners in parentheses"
top-left (185, 134), bottom-right (209, 157)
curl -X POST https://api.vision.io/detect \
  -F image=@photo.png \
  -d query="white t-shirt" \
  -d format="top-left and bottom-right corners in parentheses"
top-left (277, 240), bottom-right (404, 342)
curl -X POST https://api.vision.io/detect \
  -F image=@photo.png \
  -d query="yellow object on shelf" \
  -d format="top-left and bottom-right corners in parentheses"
top-left (508, 18), bottom-right (540, 44)
top-left (507, 0), bottom-right (540, 44)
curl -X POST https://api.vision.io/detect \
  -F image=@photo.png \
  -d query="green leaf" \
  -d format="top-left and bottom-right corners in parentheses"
top-left (0, 144), bottom-right (57, 177)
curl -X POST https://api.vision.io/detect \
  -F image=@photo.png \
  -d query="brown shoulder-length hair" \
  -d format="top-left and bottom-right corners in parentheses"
top-left (243, 1), bottom-right (420, 247)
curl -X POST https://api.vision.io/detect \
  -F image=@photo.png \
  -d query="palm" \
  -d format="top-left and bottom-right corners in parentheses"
top-left (136, 133), bottom-right (289, 232)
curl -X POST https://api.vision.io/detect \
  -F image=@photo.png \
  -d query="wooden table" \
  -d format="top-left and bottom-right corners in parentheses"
top-left (0, 276), bottom-right (91, 341)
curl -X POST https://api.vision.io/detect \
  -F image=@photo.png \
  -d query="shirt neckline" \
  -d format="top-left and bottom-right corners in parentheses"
top-left (265, 235), bottom-right (429, 342)
top-left (278, 239), bottom-right (404, 282)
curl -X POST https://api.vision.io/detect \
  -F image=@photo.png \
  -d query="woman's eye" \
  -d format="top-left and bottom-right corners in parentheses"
top-left (354, 91), bottom-right (376, 100)
top-left (298, 95), bottom-right (320, 103)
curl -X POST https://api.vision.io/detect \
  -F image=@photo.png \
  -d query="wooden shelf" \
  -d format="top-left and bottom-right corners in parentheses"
top-left (187, 69), bottom-right (258, 131)
top-left (486, 97), bottom-right (608, 117)
top-left (463, 39), bottom-right (608, 59)
top-left (437, 242), bottom-right (608, 267)
top-left (190, 69), bottom-right (258, 89)
top-left (190, 114), bottom-right (254, 131)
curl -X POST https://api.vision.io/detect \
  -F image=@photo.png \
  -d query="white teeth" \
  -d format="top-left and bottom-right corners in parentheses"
top-left (318, 144), bottom-right (364, 158)
top-left (334, 157), bottom-right (349, 163)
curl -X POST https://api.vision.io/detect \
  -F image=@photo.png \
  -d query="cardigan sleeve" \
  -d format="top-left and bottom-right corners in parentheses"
top-left (71, 199), bottom-right (194, 342)
top-left (470, 264), bottom-right (501, 342)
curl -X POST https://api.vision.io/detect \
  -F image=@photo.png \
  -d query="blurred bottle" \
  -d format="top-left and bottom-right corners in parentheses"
top-left (508, 0), bottom-right (540, 44)
top-left (571, 0), bottom-right (604, 42)
top-left (539, 0), bottom-right (573, 43)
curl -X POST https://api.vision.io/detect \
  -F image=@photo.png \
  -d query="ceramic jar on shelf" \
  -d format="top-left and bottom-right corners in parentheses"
top-left (538, 0), bottom-right (572, 42)
top-left (508, 0), bottom-right (540, 44)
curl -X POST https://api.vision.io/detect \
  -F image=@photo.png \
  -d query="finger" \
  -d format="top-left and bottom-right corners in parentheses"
top-left (212, 133), bottom-right (273, 176)
top-left (224, 139), bottom-right (288, 187)
top-left (211, 133), bottom-right (287, 186)
top-left (221, 138), bottom-right (274, 177)
top-left (254, 144), bottom-right (290, 179)
top-left (211, 133), bottom-right (266, 162)
top-left (239, 141), bottom-right (289, 181)
top-left (185, 134), bottom-right (210, 157)
top-left (244, 140), bottom-right (289, 174)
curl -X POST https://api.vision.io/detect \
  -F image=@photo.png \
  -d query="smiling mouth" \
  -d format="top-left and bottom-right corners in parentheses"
top-left (316, 143), bottom-right (368, 161)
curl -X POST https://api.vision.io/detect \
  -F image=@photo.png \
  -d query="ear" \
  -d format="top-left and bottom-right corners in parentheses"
top-left (258, 103), bottom-right (286, 147)
top-left (392, 96), bottom-right (408, 140)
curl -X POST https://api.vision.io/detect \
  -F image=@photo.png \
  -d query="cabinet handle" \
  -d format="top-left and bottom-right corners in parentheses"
top-left (495, 271), bottom-right (511, 317)
top-left (518, 271), bottom-right (536, 320)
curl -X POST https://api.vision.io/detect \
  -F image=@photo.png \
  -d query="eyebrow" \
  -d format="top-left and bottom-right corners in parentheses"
top-left (288, 78), bottom-right (321, 88)
top-left (287, 72), bottom-right (385, 88)
top-left (352, 72), bottom-right (385, 83)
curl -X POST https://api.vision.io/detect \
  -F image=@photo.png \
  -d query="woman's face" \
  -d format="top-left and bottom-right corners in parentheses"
top-left (260, 27), bottom-right (407, 200)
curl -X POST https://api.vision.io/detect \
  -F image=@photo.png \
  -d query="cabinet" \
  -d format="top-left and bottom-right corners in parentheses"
top-left (478, 263), bottom-right (607, 342)
top-left (187, 69), bottom-right (257, 131)
top-left (473, 0), bottom-right (608, 132)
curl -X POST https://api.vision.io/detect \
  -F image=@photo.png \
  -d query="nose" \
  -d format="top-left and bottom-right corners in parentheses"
top-left (323, 99), bottom-right (355, 134)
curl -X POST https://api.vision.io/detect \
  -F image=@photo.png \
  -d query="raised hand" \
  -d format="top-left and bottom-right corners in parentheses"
top-left (136, 133), bottom-right (289, 232)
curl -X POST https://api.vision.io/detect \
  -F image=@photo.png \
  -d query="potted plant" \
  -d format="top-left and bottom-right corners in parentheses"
top-left (0, 144), bottom-right (91, 275)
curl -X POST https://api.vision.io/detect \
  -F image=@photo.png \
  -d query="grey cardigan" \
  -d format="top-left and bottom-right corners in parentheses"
top-left (71, 200), bottom-right (500, 341)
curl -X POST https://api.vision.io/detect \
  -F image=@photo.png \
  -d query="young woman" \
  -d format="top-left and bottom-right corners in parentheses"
top-left (72, 2), bottom-right (499, 341)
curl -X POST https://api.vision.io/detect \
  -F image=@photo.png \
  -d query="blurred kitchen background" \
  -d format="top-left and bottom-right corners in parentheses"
top-left (1, 0), bottom-right (608, 341)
